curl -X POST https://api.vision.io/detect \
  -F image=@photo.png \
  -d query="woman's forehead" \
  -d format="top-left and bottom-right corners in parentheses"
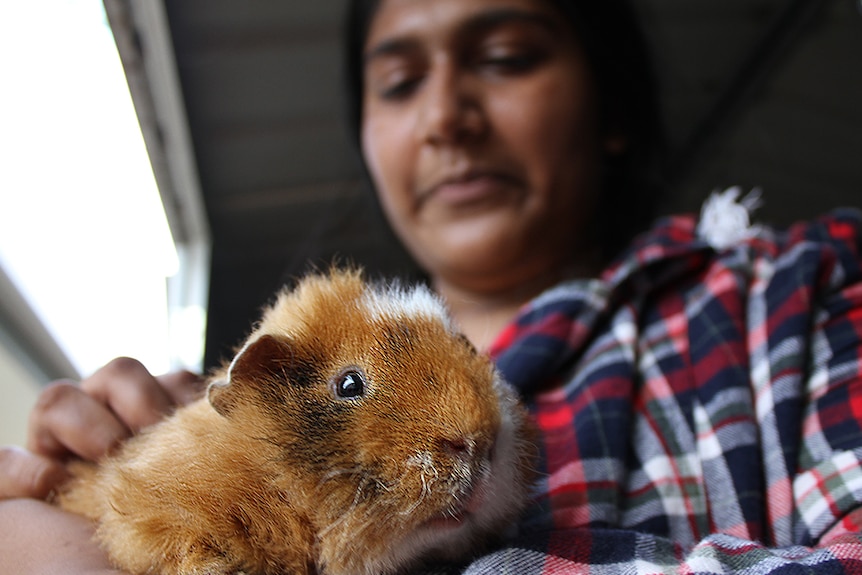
top-left (364, 0), bottom-right (562, 51)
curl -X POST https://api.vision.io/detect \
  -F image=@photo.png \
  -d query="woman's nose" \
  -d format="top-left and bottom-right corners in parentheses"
top-left (417, 58), bottom-right (485, 145)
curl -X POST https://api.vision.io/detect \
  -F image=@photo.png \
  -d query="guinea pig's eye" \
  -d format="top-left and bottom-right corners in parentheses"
top-left (335, 370), bottom-right (366, 400)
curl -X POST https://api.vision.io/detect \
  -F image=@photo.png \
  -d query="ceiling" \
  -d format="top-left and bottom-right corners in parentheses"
top-left (103, 0), bottom-right (862, 368)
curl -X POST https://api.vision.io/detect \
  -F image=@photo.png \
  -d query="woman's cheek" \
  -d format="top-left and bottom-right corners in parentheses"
top-left (364, 113), bottom-right (414, 194)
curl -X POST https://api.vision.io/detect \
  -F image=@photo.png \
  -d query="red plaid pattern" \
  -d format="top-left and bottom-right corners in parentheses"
top-left (443, 209), bottom-right (862, 574)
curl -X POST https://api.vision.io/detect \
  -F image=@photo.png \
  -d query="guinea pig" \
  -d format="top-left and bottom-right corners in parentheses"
top-left (56, 269), bottom-right (536, 575)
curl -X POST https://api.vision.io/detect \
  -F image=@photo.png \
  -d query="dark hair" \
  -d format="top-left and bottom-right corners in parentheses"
top-left (342, 0), bottom-right (667, 263)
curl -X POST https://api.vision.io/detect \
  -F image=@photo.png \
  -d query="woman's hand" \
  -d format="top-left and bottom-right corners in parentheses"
top-left (0, 357), bottom-right (205, 500)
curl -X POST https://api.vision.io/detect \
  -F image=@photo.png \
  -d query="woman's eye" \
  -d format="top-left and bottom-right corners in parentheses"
top-left (335, 370), bottom-right (366, 399)
top-left (376, 71), bottom-right (425, 101)
top-left (379, 78), bottom-right (420, 100)
top-left (478, 50), bottom-right (540, 74)
top-left (367, 60), bottom-right (424, 102)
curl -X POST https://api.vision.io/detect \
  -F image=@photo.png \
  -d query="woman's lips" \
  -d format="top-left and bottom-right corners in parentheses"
top-left (418, 171), bottom-right (519, 208)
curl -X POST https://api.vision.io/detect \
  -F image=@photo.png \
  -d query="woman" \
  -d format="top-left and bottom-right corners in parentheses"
top-left (2, 0), bottom-right (862, 573)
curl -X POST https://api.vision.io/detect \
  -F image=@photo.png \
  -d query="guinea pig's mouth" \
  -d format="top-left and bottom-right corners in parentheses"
top-left (424, 478), bottom-right (488, 531)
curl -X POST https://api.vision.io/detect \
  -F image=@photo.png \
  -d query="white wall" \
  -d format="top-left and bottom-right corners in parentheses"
top-left (0, 340), bottom-right (41, 447)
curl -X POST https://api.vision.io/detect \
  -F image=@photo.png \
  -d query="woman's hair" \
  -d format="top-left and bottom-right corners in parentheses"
top-left (342, 0), bottom-right (667, 263)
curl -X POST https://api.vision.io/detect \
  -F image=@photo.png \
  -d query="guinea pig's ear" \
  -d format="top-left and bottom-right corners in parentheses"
top-left (208, 334), bottom-right (293, 417)
top-left (207, 378), bottom-right (232, 417)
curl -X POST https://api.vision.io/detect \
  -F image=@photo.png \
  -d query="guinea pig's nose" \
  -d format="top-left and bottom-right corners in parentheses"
top-left (440, 435), bottom-right (495, 464)
top-left (441, 436), bottom-right (474, 458)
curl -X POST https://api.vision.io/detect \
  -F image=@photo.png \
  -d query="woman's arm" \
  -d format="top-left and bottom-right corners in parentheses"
top-left (0, 498), bottom-right (125, 574)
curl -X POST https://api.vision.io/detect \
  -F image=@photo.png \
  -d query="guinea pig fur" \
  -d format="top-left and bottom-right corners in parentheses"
top-left (56, 269), bottom-right (536, 575)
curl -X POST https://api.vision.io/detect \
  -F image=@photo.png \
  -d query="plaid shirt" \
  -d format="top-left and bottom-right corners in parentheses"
top-left (456, 208), bottom-right (862, 574)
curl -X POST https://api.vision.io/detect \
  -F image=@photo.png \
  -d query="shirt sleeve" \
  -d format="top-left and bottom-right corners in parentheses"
top-left (792, 211), bottom-right (862, 544)
top-left (458, 527), bottom-right (862, 574)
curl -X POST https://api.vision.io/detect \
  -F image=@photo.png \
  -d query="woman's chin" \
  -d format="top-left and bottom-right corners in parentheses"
top-left (418, 217), bottom-right (527, 266)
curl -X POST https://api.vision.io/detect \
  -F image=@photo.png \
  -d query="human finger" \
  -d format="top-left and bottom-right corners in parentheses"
top-left (156, 369), bottom-right (207, 407)
top-left (79, 356), bottom-right (176, 433)
top-left (0, 446), bottom-right (70, 500)
top-left (27, 381), bottom-right (133, 462)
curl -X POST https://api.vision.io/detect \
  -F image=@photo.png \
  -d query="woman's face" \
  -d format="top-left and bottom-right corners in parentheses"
top-left (361, 0), bottom-right (611, 293)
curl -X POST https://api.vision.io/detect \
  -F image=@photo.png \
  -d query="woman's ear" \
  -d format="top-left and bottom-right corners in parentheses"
top-left (208, 334), bottom-right (294, 416)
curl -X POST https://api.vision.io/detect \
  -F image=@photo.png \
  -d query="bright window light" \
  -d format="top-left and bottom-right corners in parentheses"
top-left (0, 0), bottom-right (179, 377)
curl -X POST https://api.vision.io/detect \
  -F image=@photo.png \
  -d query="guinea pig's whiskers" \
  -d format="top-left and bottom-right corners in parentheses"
top-left (399, 473), bottom-right (428, 517)
top-left (317, 473), bottom-right (372, 539)
top-left (319, 466), bottom-right (362, 485)
top-left (398, 451), bottom-right (440, 517)
top-left (406, 451), bottom-right (439, 482)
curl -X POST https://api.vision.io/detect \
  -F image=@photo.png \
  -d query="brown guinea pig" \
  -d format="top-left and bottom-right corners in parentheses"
top-left (56, 269), bottom-right (536, 575)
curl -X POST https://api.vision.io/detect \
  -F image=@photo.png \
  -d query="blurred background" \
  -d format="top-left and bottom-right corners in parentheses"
top-left (2, 0), bottom-right (860, 444)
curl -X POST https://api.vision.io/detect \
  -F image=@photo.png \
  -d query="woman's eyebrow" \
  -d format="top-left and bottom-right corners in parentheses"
top-left (459, 8), bottom-right (562, 38)
top-left (364, 36), bottom-right (419, 66)
top-left (363, 8), bottom-right (561, 65)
